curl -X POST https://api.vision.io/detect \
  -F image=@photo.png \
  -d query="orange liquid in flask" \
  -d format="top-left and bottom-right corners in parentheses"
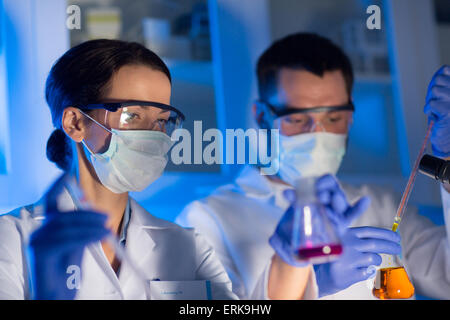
top-left (372, 121), bottom-right (433, 300)
top-left (372, 266), bottom-right (415, 299)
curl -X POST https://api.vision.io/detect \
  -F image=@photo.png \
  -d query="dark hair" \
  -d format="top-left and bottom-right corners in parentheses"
top-left (45, 39), bottom-right (171, 171)
top-left (256, 32), bottom-right (354, 101)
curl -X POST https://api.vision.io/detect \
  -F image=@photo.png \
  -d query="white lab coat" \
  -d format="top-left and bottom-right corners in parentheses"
top-left (0, 182), bottom-right (237, 300)
top-left (176, 166), bottom-right (450, 300)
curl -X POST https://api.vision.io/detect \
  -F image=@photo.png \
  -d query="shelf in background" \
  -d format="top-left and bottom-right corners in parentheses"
top-left (164, 58), bottom-right (214, 86)
top-left (355, 73), bottom-right (392, 85)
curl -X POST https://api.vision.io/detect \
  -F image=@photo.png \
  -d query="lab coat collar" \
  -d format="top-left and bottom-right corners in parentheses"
top-left (125, 197), bottom-right (181, 263)
top-left (234, 166), bottom-right (294, 209)
top-left (124, 198), bottom-right (176, 261)
top-left (118, 198), bottom-right (179, 290)
top-left (234, 166), bottom-right (275, 199)
top-left (129, 197), bottom-right (176, 231)
top-left (234, 167), bottom-right (364, 203)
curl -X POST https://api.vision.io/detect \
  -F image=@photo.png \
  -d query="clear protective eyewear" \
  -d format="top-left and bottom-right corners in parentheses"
top-left (260, 101), bottom-right (354, 136)
top-left (78, 100), bottom-right (185, 136)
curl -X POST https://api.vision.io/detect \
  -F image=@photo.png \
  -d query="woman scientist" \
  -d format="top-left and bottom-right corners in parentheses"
top-left (0, 39), bottom-right (237, 300)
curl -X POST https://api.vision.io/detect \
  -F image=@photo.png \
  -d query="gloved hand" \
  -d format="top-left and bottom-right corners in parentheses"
top-left (314, 226), bottom-right (401, 297)
top-left (312, 176), bottom-right (402, 297)
top-left (269, 174), bottom-right (370, 267)
top-left (28, 210), bottom-right (110, 300)
top-left (269, 199), bottom-right (308, 267)
top-left (315, 174), bottom-right (371, 235)
top-left (424, 65), bottom-right (450, 158)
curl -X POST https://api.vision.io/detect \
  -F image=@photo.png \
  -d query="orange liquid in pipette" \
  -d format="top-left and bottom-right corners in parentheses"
top-left (391, 217), bottom-right (401, 232)
top-left (392, 121), bottom-right (434, 230)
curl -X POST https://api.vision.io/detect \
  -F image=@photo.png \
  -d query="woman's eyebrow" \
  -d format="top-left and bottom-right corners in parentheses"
top-left (133, 104), bottom-right (170, 113)
top-left (123, 104), bottom-right (145, 110)
top-left (157, 108), bottom-right (171, 114)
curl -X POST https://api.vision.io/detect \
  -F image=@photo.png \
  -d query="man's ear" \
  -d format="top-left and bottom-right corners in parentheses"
top-left (61, 107), bottom-right (86, 143)
top-left (253, 101), bottom-right (271, 130)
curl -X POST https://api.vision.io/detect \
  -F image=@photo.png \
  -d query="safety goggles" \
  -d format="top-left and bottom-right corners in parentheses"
top-left (77, 100), bottom-right (185, 136)
top-left (259, 100), bottom-right (354, 136)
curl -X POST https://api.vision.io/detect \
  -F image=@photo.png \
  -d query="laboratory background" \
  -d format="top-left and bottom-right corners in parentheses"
top-left (0, 0), bottom-right (448, 227)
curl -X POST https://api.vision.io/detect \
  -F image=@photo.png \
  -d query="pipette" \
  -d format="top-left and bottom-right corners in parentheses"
top-left (392, 120), bottom-right (435, 232)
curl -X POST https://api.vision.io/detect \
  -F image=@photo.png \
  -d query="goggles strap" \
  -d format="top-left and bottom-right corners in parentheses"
top-left (79, 110), bottom-right (113, 135)
top-left (81, 139), bottom-right (97, 157)
top-left (78, 110), bottom-right (115, 158)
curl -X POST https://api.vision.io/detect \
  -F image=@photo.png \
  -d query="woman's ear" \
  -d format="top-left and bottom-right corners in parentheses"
top-left (253, 101), bottom-right (270, 130)
top-left (61, 107), bottom-right (86, 143)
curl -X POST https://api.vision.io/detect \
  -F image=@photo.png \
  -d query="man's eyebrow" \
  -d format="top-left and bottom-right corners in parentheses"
top-left (292, 106), bottom-right (349, 113)
top-left (327, 109), bottom-right (346, 114)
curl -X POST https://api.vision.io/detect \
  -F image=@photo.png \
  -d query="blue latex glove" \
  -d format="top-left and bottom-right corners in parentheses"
top-left (315, 174), bottom-right (371, 235)
top-left (268, 174), bottom-right (370, 267)
top-left (311, 175), bottom-right (402, 296)
top-left (269, 198), bottom-right (308, 267)
top-left (314, 227), bottom-right (401, 297)
top-left (28, 210), bottom-right (110, 300)
top-left (424, 65), bottom-right (450, 158)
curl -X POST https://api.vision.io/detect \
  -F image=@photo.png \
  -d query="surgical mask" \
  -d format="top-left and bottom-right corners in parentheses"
top-left (81, 113), bottom-right (173, 194)
top-left (276, 132), bottom-right (347, 186)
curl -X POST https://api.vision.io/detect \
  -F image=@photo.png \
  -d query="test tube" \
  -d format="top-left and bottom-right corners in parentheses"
top-left (50, 174), bottom-right (152, 299)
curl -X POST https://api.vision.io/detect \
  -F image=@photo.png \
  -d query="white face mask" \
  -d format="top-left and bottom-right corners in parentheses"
top-left (276, 132), bottom-right (347, 186)
top-left (82, 120), bottom-right (173, 194)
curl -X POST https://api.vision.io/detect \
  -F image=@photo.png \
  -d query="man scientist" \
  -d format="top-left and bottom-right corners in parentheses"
top-left (177, 33), bottom-right (450, 299)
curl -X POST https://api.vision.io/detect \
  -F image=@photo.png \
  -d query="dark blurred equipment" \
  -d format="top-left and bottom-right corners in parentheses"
top-left (419, 154), bottom-right (450, 184)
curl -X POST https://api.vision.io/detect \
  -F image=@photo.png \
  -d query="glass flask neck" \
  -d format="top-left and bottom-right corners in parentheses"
top-left (291, 176), bottom-right (343, 264)
top-left (294, 177), bottom-right (318, 204)
top-left (379, 253), bottom-right (402, 269)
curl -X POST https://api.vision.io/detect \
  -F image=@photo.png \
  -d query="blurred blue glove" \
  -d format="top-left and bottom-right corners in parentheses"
top-left (269, 200), bottom-right (308, 267)
top-left (28, 210), bottom-right (110, 300)
top-left (424, 65), bottom-right (450, 158)
top-left (315, 174), bottom-right (371, 235)
top-left (312, 175), bottom-right (402, 296)
top-left (269, 174), bottom-right (370, 267)
top-left (314, 227), bottom-right (401, 297)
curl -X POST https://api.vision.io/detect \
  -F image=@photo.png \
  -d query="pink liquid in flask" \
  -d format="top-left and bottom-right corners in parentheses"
top-left (297, 243), bottom-right (343, 260)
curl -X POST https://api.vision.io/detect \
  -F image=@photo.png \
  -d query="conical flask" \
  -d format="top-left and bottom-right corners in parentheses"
top-left (372, 253), bottom-right (415, 299)
top-left (291, 177), bottom-right (343, 264)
